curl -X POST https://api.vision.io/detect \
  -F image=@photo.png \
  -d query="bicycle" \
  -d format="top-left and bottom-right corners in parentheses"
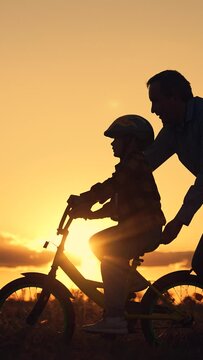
top-left (0, 202), bottom-right (203, 347)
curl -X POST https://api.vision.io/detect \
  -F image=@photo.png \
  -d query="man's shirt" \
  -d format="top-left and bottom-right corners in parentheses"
top-left (145, 96), bottom-right (203, 225)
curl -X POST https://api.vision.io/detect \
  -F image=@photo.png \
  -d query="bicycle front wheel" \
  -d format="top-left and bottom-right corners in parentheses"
top-left (0, 275), bottom-right (75, 348)
top-left (141, 271), bottom-right (203, 346)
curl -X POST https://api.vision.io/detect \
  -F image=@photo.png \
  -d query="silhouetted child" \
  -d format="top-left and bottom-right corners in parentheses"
top-left (68, 114), bottom-right (165, 334)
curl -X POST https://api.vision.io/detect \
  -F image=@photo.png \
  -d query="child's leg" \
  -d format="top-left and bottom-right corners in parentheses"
top-left (89, 225), bottom-right (123, 261)
top-left (101, 256), bottom-right (130, 317)
top-left (82, 255), bottom-right (129, 334)
top-left (82, 225), bottom-right (162, 334)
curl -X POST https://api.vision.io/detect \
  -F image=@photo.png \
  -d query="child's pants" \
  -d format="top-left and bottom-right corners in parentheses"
top-left (90, 224), bottom-right (162, 317)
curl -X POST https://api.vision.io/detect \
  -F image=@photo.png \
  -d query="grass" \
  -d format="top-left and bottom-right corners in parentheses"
top-left (0, 289), bottom-right (203, 360)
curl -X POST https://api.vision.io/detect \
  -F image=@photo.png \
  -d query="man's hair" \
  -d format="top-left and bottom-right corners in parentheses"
top-left (147, 70), bottom-right (193, 102)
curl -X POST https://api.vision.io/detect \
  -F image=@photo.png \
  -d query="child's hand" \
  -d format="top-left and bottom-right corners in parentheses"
top-left (68, 202), bottom-right (92, 220)
top-left (67, 194), bottom-right (81, 207)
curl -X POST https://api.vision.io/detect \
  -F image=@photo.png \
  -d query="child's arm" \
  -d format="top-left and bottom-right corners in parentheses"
top-left (68, 177), bottom-right (115, 207)
top-left (67, 177), bottom-right (116, 219)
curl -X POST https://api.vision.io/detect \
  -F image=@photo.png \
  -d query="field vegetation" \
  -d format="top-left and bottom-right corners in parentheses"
top-left (0, 289), bottom-right (203, 360)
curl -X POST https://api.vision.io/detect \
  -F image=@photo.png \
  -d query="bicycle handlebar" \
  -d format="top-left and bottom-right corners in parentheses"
top-left (57, 204), bottom-right (73, 235)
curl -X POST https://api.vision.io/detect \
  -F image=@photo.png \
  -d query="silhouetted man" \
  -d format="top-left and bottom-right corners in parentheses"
top-left (145, 70), bottom-right (203, 244)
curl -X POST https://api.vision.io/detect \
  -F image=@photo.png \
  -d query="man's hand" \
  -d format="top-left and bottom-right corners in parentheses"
top-left (161, 218), bottom-right (183, 244)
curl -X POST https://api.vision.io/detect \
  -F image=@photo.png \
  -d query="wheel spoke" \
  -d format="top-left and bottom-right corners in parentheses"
top-left (0, 277), bottom-right (74, 348)
top-left (141, 272), bottom-right (203, 345)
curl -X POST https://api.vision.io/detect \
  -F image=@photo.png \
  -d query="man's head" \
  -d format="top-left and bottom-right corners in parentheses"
top-left (147, 70), bottom-right (193, 126)
top-left (104, 114), bottom-right (154, 157)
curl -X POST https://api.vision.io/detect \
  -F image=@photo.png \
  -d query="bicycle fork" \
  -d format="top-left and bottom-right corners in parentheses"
top-left (26, 289), bottom-right (50, 326)
top-left (26, 274), bottom-right (55, 326)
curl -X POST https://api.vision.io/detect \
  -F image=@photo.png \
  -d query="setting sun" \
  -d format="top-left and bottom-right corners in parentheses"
top-left (1, 2), bottom-right (203, 357)
top-left (63, 218), bottom-right (113, 282)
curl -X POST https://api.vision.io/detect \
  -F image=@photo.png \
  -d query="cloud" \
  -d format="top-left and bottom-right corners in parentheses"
top-left (0, 233), bottom-right (81, 268)
top-left (0, 233), bottom-right (194, 270)
top-left (143, 251), bottom-right (193, 268)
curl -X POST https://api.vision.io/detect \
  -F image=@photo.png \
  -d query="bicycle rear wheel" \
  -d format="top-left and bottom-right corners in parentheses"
top-left (141, 271), bottom-right (203, 346)
top-left (0, 276), bottom-right (75, 348)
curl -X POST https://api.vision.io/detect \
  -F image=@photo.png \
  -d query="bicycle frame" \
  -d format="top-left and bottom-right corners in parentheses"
top-left (57, 252), bottom-right (104, 307)
top-left (1, 203), bottom-right (202, 348)
top-left (29, 204), bottom-right (186, 323)
top-left (57, 253), bottom-right (185, 321)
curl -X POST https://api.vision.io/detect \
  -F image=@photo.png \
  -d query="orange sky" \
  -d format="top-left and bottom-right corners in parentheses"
top-left (0, 0), bottom-right (203, 288)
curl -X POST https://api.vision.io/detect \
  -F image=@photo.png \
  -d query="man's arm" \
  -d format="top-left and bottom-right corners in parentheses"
top-left (161, 174), bottom-right (203, 244)
top-left (144, 127), bottom-right (175, 170)
top-left (162, 117), bottom-right (203, 243)
top-left (175, 174), bottom-right (203, 225)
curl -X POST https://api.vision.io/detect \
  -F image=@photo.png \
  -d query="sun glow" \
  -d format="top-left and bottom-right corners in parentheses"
top-left (62, 218), bottom-right (115, 282)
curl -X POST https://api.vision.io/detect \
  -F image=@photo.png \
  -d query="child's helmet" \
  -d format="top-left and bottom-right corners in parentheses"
top-left (104, 114), bottom-right (154, 148)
